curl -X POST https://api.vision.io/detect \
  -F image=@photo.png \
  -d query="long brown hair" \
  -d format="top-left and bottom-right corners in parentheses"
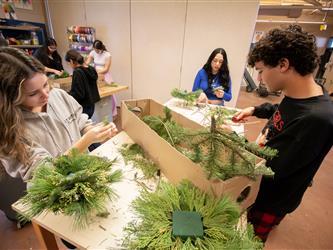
top-left (0, 47), bottom-right (44, 166)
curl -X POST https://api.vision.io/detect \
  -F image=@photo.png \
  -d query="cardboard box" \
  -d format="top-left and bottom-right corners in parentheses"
top-left (121, 99), bottom-right (263, 210)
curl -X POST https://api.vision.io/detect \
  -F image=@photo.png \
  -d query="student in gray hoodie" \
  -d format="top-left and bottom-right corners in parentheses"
top-left (0, 47), bottom-right (118, 181)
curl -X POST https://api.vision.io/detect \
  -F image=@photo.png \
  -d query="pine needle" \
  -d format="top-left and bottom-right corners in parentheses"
top-left (119, 143), bottom-right (159, 179)
top-left (20, 149), bottom-right (122, 229)
top-left (123, 181), bottom-right (263, 249)
top-left (142, 108), bottom-right (276, 181)
top-left (171, 88), bottom-right (203, 106)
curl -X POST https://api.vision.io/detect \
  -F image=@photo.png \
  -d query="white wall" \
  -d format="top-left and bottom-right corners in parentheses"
top-left (47, 0), bottom-right (260, 107)
top-left (84, 1), bottom-right (132, 102)
top-left (131, 1), bottom-right (186, 101)
top-left (180, 1), bottom-right (259, 107)
top-left (48, 0), bottom-right (86, 69)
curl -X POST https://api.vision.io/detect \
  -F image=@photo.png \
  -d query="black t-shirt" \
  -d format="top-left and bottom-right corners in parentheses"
top-left (252, 91), bottom-right (333, 215)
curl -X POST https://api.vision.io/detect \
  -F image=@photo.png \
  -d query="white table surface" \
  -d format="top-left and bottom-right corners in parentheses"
top-left (13, 132), bottom-right (159, 250)
top-left (164, 98), bottom-right (244, 135)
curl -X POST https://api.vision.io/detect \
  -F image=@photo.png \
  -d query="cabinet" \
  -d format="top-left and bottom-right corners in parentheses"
top-left (0, 18), bottom-right (47, 54)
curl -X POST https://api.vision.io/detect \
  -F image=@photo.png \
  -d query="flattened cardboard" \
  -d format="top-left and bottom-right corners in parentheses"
top-left (121, 99), bottom-right (263, 210)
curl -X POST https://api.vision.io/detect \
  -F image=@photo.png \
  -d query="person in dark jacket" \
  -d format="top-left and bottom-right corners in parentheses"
top-left (65, 49), bottom-right (100, 118)
top-left (33, 38), bottom-right (64, 76)
top-left (233, 25), bottom-right (333, 242)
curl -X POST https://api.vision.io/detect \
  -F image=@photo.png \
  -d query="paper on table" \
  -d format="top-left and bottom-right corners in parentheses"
top-left (164, 98), bottom-right (244, 135)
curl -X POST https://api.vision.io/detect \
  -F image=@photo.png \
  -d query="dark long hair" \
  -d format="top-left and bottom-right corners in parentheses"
top-left (45, 38), bottom-right (61, 58)
top-left (65, 49), bottom-right (84, 65)
top-left (35, 38), bottom-right (63, 69)
top-left (203, 48), bottom-right (230, 91)
top-left (93, 40), bottom-right (107, 51)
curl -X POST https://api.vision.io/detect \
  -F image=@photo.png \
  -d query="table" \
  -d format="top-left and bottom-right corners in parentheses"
top-left (97, 82), bottom-right (128, 98)
top-left (12, 132), bottom-right (157, 250)
top-left (164, 98), bottom-right (244, 135)
top-left (50, 77), bottom-right (128, 99)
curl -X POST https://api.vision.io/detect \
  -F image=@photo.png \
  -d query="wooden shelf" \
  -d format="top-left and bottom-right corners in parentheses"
top-left (9, 45), bottom-right (42, 48)
top-left (0, 25), bottom-right (41, 31)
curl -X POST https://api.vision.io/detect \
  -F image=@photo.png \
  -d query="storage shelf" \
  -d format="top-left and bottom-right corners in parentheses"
top-left (0, 25), bottom-right (41, 31)
top-left (69, 41), bottom-right (93, 45)
top-left (9, 45), bottom-right (42, 48)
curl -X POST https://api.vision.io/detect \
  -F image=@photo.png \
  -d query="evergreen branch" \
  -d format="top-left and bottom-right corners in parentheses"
top-left (123, 181), bottom-right (263, 249)
top-left (171, 88), bottom-right (203, 106)
top-left (20, 149), bottom-right (122, 229)
top-left (216, 130), bottom-right (278, 160)
top-left (119, 143), bottom-right (159, 179)
top-left (142, 108), bottom-right (276, 181)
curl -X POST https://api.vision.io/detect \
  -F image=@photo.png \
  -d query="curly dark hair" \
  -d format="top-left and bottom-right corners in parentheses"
top-left (248, 25), bottom-right (319, 76)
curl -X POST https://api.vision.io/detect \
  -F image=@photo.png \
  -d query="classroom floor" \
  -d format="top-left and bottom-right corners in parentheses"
top-left (1, 87), bottom-right (332, 249)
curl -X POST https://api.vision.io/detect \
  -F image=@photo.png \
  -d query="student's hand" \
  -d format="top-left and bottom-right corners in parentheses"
top-left (215, 89), bottom-right (224, 98)
top-left (109, 122), bottom-right (118, 137)
top-left (53, 69), bottom-right (62, 76)
top-left (232, 106), bottom-right (255, 123)
top-left (197, 92), bottom-right (208, 103)
top-left (83, 123), bottom-right (118, 144)
top-left (257, 128), bottom-right (269, 147)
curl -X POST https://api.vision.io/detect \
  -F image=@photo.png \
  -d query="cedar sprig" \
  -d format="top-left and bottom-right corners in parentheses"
top-left (123, 181), bottom-right (263, 249)
top-left (20, 149), bottom-right (122, 229)
top-left (119, 143), bottom-right (159, 179)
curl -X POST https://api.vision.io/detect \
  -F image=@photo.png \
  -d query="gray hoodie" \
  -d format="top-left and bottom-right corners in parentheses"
top-left (0, 88), bottom-right (92, 180)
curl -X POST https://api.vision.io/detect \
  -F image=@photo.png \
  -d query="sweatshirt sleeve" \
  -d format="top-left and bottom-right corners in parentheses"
top-left (66, 91), bottom-right (93, 133)
top-left (69, 70), bottom-right (85, 102)
top-left (192, 71), bottom-right (201, 92)
top-left (253, 103), bottom-right (279, 119)
top-left (223, 79), bottom-right (232, 102)
top-left (57, 89), bottom-right (93, 134)
top-left (266, 114), bottom-right (333, 179)
top-left (0, 144), bottom-right (51, 181)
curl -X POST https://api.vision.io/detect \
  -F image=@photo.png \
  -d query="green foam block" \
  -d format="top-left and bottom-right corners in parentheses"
top-left (172, 211), bottom-right (204, 239)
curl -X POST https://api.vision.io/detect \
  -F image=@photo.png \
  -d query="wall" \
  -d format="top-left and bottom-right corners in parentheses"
top-left (0, 0), bottom-right (46, 23)
top-left (130, 1), bottom-right (186, 102)
top-left (47, 0), bottom-right (260, 107)
top-left (180, 1), bottom-right (259, 107)
top-left (255, 22), bottom-right (333, 55)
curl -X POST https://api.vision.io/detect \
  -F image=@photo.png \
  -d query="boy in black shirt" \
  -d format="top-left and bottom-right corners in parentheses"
top-left (233, 25), bottom-right (333, 242)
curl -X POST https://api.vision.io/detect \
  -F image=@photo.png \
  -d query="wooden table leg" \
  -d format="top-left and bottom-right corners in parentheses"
top-left (32, 221), bottom-right (59, 250)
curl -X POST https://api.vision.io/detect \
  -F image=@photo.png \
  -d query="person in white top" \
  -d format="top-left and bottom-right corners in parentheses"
top-left (86, 40), bottom-right (117, 117)
top-left (86, 40), bottom-right (112, 82)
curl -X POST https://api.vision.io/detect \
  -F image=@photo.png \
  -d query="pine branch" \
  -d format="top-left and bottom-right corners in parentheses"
top-left (123, 181), bottom-right (263, 249)
top-left (216, 130), bottom-right (278, 160)
top-left (143, 107), bottom-right (187, 147)
top-left (119, 143), bottom-right (159, 179)
top-left (20, 149), bottom-right (122, 229)
top-left (142, 109), bottom-right (276, 181)
top-left (171, 88), bottom-right (203, 106)
top-left (206, 106), bottom-right (238, 126)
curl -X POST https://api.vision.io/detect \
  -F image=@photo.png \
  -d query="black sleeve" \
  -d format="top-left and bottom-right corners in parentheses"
top-left (253, 103), bottom-right (279, 119)
top-left (266, 114), bottom-right (332, 179)
top-left (69, 70), bottom-right (85, 103)
top-left (53, 52), bottom-right (64, 71)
